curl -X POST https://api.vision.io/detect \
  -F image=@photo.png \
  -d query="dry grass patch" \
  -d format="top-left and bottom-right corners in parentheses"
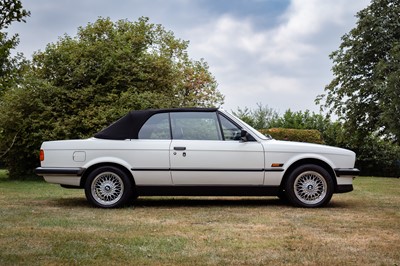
top-left (0, 173), bottom-right (399, 265)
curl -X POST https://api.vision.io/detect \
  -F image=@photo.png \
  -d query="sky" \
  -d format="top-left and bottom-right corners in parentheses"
top-left (8, 0), bottom-right (371, 114)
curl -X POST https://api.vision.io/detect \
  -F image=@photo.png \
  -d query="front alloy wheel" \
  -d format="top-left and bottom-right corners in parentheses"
top-left (294, 171), bottom-right (327, 205)
top-left (285, 164), bottom-right (333, 208)
top-left (85, 166), bottom-right (133, 208)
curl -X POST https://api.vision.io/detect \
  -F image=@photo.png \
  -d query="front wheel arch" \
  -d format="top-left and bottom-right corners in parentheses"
top-left (279, 159), bottom-right (337, 192)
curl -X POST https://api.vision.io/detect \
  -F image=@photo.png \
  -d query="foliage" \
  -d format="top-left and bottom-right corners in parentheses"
top-left (0, 0), bottom-right (30, 28)
top-left (259, 128), bottom-right (324, 144)
top-left (0, 75), bottom-right (63, 178)
top-left (269, 109), bottom-right (330, 132)
top-left (30, 17), bottom-right (223, 138)
top-left (0, 0), bottom-right (30, 91)
top-left (352, 135), bottom-right (400, 177)
top-left (0, 17), bottom-right (223, 179)
top-left (317, 0), bottom-right (400, 143)
top-left (232, 103), bottom-right (278, 129)
top-left (234, 106), bottom-right (333, 144)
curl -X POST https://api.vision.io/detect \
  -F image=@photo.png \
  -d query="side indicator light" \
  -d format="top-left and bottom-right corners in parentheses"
top-left (40, 150), bottom-right (44, 161)
top-left (271, 163), bottom-right (284, 167)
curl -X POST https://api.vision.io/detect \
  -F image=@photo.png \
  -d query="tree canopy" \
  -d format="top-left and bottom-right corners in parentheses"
top-left (232, 103), bottom-right (278, 129)
top-left (0, 0), bottom-right (30, 90)
top-left (29, 17), bottom-right (223, 138)
top-left (0, 17), bottom-right (223, 178)
top-left (317, 0), bottom-right (400, 143)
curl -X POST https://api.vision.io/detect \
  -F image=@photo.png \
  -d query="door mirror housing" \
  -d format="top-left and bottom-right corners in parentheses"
top-left (240, 130), bottom-right (248, 142)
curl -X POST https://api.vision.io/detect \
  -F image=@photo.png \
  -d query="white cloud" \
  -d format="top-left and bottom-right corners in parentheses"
top-left (184, 0), bottom-right (369, 112)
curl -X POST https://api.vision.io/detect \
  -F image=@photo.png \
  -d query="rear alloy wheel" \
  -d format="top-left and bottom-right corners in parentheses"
top-left (85, 166), bottom-right (133, 208)
top-left (285, 164), bottom-right (334, 208)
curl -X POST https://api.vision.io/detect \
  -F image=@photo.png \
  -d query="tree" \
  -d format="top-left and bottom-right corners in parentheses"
top-left (316, 0), bottom-right (400, 143)
top-left (29, 17), bottom-right (223, 138)
top-left (268, 109), bottom-right (329, 131)
top-left (0, 17), bottom-right (223, 179)
top-left (232, 103), bottom-right (278, 129)
top-left (0, 0), bottom-right (30, 90)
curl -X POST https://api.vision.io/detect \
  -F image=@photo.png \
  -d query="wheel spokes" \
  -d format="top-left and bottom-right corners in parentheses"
top-left (294, 171), bottom-right (327, 204)
top-left (91, 172), bottom-right (124, 206)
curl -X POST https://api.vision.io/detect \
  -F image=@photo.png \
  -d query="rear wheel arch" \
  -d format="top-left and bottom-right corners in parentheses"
top-left (80, 162), bottom-right (136, 188)
top-left (83, 164), bottom-right (138, 208)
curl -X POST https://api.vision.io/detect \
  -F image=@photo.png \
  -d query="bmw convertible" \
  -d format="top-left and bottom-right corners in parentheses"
top-left (35, 108), bottom-right (359, 208)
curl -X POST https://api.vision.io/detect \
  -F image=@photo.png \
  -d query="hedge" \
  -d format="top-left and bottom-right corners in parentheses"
top-left (258, 128), bottom-right (324, 144)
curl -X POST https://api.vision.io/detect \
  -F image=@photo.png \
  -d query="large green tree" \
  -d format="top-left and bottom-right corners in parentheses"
top-left (317, 0), bottom-right (400, 143)
top-left (0, 17), bottom-right (223, 179)
top-left (0, 0), bottom-right (30, 90)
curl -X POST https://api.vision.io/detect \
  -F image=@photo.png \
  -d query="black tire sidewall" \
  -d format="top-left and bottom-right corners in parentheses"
top-left (85, 166), bottom-right (133, 208)
top-left (285, 164), bottom-right (334, 208)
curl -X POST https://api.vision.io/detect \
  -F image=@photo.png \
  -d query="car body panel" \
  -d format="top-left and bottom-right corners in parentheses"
top-left (170, 139), bottom-right (265, 185)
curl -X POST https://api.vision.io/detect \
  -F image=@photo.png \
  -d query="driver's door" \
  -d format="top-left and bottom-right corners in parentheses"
top-left (169, 111), bottom-right (265, 185)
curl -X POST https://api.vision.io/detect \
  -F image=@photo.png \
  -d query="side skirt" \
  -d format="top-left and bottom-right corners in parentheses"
top-left (135, 186), bottom-right (280, 197)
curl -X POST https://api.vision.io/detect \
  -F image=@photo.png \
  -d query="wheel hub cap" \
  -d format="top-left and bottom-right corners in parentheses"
top-left (294, 171), bottom-right (327, 205)
top-left (91, 172), bottom-right (124, 206)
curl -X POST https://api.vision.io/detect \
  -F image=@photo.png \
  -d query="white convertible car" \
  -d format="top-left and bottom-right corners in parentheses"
top-left (35, 108), bottom-right (359, 208)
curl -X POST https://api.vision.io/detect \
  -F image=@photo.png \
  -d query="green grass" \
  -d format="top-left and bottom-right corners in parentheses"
top-left (0, 171), bottom-right (399, 265)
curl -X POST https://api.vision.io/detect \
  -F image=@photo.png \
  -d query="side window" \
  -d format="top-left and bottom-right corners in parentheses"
top-left (138, 113), bottom-right (171, 139)
top-left (219, 115), bottom-right (242, 141)
top-left (171, 112), bottom-right (222, 140)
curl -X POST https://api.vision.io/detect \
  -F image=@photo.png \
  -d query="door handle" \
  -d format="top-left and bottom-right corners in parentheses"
top-left (174, 147), bottom-right (186, 151)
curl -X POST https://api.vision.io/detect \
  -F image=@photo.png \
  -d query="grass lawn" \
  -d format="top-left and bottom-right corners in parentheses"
top-left (0, 171), bottom-right (399, 265)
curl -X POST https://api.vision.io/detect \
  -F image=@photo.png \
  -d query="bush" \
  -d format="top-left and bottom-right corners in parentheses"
top-left (259, 128), bottom-right (324, 144)
top-left (352, 135), bottom-right (400, 177)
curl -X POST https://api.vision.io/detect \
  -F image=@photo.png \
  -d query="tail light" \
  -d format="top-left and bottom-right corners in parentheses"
top-left (40, 149), bottom-right (44, 161)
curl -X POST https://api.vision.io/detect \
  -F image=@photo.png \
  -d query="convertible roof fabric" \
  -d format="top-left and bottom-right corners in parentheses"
top-left (94, 107), bottom-right (218, 140)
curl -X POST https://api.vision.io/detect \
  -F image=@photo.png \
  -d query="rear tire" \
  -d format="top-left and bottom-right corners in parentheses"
top-left (285, 164), bottom-right (334, 208)
top-left (85, 166), bottom-right (133, 208)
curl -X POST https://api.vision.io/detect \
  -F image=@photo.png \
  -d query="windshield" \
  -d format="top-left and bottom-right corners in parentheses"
top-left (220, 109), bottom-right (271, 140)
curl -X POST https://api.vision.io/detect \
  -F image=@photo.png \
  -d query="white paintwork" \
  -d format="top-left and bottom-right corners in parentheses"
top-left (44, 175), bottom-right (81, 186)
top-left (170, 139), bottom-right (264, 185)
top-left (336, 176), bottom-right (354, 185)
top-left (38, 109), bottom-right (358, 189)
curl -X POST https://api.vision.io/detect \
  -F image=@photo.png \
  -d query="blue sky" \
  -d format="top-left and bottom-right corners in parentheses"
top-left (8, 0), bottom-right (370, 114)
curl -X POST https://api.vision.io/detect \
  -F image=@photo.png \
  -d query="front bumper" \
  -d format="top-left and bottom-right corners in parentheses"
top-left (334, 168), bottom-right (359, 194)
top-left (334, 168), bottom-right (360, 177)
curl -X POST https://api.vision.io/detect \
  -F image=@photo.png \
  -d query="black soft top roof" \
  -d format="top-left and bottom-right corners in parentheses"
top-left (94, 107), bottom-right (218, 140)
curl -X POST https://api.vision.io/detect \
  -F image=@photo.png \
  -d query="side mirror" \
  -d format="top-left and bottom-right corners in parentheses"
top-left (240, 130), bottom-right (248, 142)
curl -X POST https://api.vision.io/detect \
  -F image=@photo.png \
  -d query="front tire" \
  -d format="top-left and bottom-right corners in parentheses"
top-left (85, 166), bottom-right (133, 208)
top-left (285, 164), bottom-right (334, 208)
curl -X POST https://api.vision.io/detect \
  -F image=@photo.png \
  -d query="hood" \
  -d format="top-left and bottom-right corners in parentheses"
top-left (263, 139), bottom-right (355, 157)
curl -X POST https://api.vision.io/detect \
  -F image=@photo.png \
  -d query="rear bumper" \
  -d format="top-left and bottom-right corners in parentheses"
top-left (35, 167), bottom-right (86, 176)
top-left (35, 167), bottom-right (86, 187)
